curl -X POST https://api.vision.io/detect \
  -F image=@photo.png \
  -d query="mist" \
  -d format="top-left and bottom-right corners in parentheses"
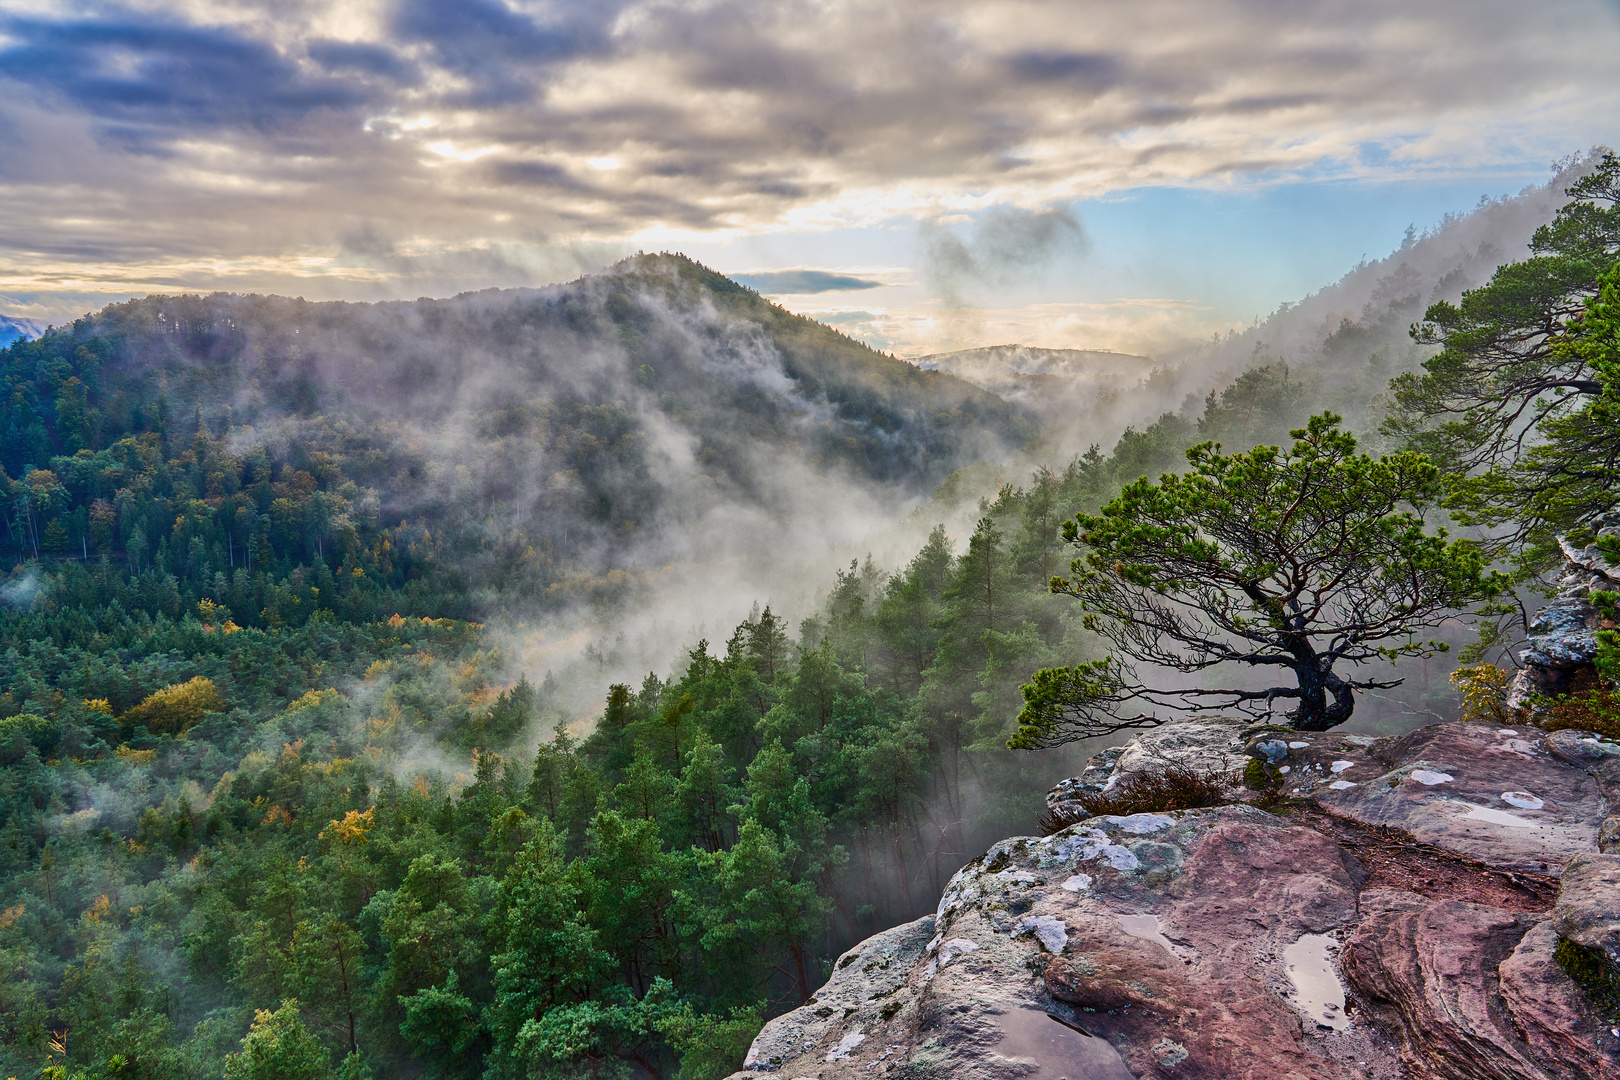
top-left (913, 158), bottom-right (1593, 472)
top-left (2, 149), bottom-right (1609, 1080)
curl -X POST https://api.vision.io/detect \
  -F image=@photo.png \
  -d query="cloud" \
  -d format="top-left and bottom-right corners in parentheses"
top-left (0, 0), bottom-right (1615, 316)
top-left (922, 204), bottom-right (1089, 305)
top-left (0, 15), bottom-right (371, 147)
top-left (306, 39), bottom-right (422, 85)
top-left (1003, 50), bottom-right (1123, 89)
top-left (391, 0), bottom-right (630, 103)
top-left (0, 314), bottom-right (43, 345)
top-left (731, 269), bottom-right (887, 294)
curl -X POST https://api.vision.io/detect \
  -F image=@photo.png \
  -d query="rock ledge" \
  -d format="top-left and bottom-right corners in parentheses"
top-left (731, 720), bottom-right (1620, 1080)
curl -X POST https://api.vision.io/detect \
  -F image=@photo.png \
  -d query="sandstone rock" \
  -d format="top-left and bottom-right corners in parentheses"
top-left (1344, 889), bottom-right (1618, 1080)
top-left (1544, 728), bottom-right (1620, 766)
top-left (1507, 534), bottom-right (1620, 709)
top-left (1101, 716), bottom-right (1250, 780)
top-left (1048, 743), bottom-right (1127, 803)
top-left (1544, 729), bottom-right (1620, 798)
top-left (1497, 919), bottom-right (1620, 1079)
top-left (737, 719), bottom-right (1620, 1080)
top-left (1046, 718), bottom-right (1249, 811)
top-left (1522, 596), bottom-right (1604, 670)
top-left (734, 806), bottom-right (1398, 1080)
top-left (1343, 896), bottom-right (1551, 1080)
top-left (1550, 852), bottom-right (1620, 967)
top-left (1310, 723), bottom-right (1604, 875)
top-left (740, 915), bottom-right (934, 1073)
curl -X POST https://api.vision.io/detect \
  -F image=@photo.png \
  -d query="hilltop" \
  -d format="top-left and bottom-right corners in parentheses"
top-left (0, 253), bottom-right (1034, 615)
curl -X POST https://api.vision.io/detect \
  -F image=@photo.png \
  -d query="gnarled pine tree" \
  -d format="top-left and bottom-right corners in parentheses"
top-left (1010, 414), bottom-right (1505, 747)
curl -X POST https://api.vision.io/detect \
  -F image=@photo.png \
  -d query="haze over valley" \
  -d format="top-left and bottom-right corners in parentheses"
top-left (2, 2), bottom-right (1619, 1078)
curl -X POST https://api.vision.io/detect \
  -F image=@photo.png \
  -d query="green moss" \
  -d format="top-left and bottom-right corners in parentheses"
top-left (1555, 936), bottom-right (1620, 1021)
top-left (1243, 758), bottom-right (1282, 791)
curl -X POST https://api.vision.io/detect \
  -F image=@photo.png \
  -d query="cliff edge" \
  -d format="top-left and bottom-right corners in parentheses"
top-left (730, 718), bottom-right (1620, 1079)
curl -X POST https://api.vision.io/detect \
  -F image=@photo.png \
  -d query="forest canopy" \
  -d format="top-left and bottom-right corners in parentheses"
top-left (1, 165), bottom-right (1617, 1079)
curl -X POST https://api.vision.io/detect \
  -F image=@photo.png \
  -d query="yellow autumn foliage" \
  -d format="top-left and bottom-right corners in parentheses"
top-left (121, 676), bottom-right (226, 735)
top-left (282, 688), bottom-right (342, 715)
top-left (1450, 663), bottom-right (1515, 726)
top-left (114, 744), bottom-right (157, 766)
top-left (320, 807), bottom-right (376, 847)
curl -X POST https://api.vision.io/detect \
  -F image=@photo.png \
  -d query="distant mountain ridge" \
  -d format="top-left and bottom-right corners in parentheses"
top-left (0, 314), bottom-right (43, 346)
top-left (911, 343), bottom-right (1154, 433)
top-left (913, 343), bottom-right (1151, 376)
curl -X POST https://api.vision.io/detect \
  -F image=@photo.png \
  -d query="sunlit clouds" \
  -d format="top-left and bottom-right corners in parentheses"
top-left (1, 0), bottom-right (1617, 351)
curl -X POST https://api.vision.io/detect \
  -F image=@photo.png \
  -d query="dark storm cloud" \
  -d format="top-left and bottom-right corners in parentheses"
top-left (731, 270), bottom-right (886, 294)
top-left (0, 15), bottom-right (369, 143)
top-left (392, 0), bottom-right (631, 103)
top-left (306, 39), bottom-right (422, 85)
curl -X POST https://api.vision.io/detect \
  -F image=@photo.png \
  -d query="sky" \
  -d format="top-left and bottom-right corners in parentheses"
top-left (2, 0), bottom-right (1618, 358)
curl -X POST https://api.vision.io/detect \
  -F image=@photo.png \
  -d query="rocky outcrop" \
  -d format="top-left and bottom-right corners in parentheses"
top-left (1545, 729), bottom-right (1620, 854)
top-left (1551, 853), bottom-right (1620, 967)
top-left (732, 719), bottom-right (1620, 1080)
top-left (1508, 535), bottom-right (1619, 707)
top-left (1343, 892), bottom-right (1547, 1080)
top-left (1045, 718), bottom-right (1250, 815)
top-left (1304, 722), bottom-right (1604, 875)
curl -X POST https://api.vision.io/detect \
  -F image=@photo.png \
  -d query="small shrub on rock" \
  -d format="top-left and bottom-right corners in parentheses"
top-left (1040, 767), bottom-right (1234, 834)
top-left (1450, 663), bottom-right (1517, 725)
top-left (1533, 667), bottom-right (1620, 740)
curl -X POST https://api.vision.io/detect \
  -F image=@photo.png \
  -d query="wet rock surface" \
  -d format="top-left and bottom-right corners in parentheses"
top-left (1294, 722), bottom-right (1604, 875)
top-left (732, 720), bottom-right (1620, 1080)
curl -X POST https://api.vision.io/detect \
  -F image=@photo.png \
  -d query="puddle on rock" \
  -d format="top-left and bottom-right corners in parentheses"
top-left (1282, 934), bottom-right (1349, 1031)
top-left (1116, 914), bottom-right (1176, 955)
top-left (993, 1009), bottom-right (1137, 1080)
top-left (1459, 803), bottom-right (1542, 829)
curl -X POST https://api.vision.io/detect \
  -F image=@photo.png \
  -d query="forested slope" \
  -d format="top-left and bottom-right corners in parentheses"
top-left (1, 157), bottom-right (1616, 1080)
top-left (0, 358), bottom-right (1442, 1080)
top-left (1, 252), bottom-right (1032, 617)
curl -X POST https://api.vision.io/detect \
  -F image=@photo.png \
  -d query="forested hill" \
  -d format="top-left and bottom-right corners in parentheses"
top-left (1, 253), bottom-right (1033, 615)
